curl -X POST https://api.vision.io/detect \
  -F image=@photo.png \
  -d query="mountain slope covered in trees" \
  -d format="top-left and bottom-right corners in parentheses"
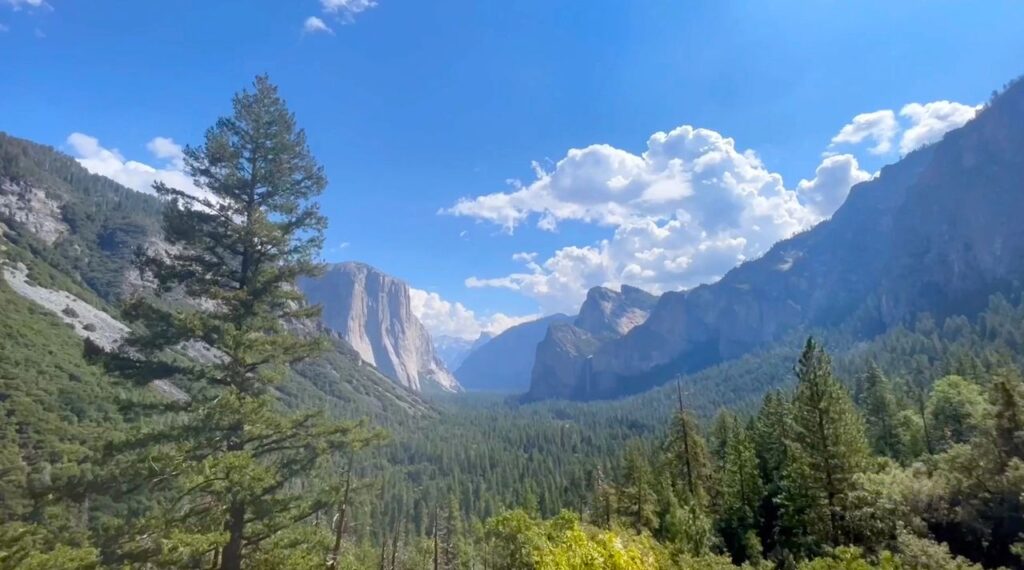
top-left (0, 131), bottom-right (431, 422)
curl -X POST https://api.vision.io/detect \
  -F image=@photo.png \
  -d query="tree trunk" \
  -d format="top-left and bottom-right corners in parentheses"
top-left (220, 502), bottom-right (246, 570)
top-left (389, 523), bottom-right (400, 570)
top-left (918, 394), bottom-right (934, 455)
top-left (433, 506), bottom-right (440, 570)
top-left (328, 453), bottom-right (355, 569)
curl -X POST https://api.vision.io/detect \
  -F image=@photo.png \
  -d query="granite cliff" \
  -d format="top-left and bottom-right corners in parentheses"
top-left (527, 285), bottom-right (656, 400)
top-left (299, 262), bottom-right (461, 392)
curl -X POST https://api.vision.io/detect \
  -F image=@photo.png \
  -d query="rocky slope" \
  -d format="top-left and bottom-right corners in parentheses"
top-left (528, 78), bottom-right (1024, 401)
top-left (454, 314), bottom-right (571, 392)
top-left (299, 262), bottom-right (461, 392)
top-left (526, 285), bottom-right (656, 400)
top-left (0, 132), bottom-right (431, 418)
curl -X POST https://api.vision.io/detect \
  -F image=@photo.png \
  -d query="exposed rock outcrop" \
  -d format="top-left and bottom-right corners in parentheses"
top-left (0, 181), bottom-right (69, 245)
top-left (299, 262), bottom-right (461, 392)
top-left (526, 286), bottom-right (656, 400)
top-left (455, 314), bottom-right (571, 392)
top-left (2, 262), bottom-right (129, 350)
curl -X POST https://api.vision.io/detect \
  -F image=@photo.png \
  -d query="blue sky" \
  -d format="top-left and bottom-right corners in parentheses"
top-left (3, 0), bottom-right (1024, 339)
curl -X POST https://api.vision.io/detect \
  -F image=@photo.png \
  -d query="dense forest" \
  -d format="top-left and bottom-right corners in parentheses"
top-left (3, 76), bottom-right (1024, 569)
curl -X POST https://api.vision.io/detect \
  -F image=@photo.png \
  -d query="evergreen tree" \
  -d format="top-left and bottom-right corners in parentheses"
top-left (442, 493), bottom-right (464, 570)
top-left (927, 375), bottom-right (990, 450)
top-left (619, 442), bottom-right (658, 534)
top-left (709, 410), bottom-right (738, 467)
top-left (113, 76), bottom-right (371, 570)
top-left (752, 390), bottom-right (791, 557)
top-left (991, 369), bottom-right (1024, 466)
top-left (591, 466), bottom-right (617, 529)
top-left (665, 385), bottom-right (711, 505)
top-left (859, 363), bottom-right (904, 460)
top-left (781, 338), bottom-right (869, 553)
top-left (718, 421), bottom-right (764, 563)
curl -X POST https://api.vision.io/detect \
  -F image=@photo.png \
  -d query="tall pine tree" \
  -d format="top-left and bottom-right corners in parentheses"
top-left (752, 390), bottom-right (791, 558)
top-left (114, 76), bottom-right (370, 570)
top-left (718, 420), bottom-right (764, 563)
top-left (665, 383), bottom-right (710, 505)
top-left (859, 363), bottom-right (904, 461)
top-left (780, 338), bottom-right (868, 554)
top-left (619, 442), bottom-right (658, 534)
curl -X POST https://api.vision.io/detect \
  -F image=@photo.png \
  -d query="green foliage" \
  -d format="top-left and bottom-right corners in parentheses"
top-left (858, 364), bottom-right (905, 461)
top-left (485, 510), bottom-right (667, 570)
top-left (717, 419), bottom-right (765, 562)
top-left (108, 76), bottom-right (379, 570)
top-left (664, 404), bottom-right (710, 505)
top-left (780, 338), bottom-right (869, 554)
top-left (619, 441), bottom-right (659, 534)
top-left (926, 375), bottom-right (990, 450)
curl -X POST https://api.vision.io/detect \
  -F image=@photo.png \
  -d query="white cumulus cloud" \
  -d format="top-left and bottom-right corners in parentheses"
top-left (829, 110), bottom-right (898, 155)
top-left (409, 287), bottom-right (538, 340)
top-left (796, 154), bottom-right (873, 218)
top-left (302, 16), bottom-right (333, 34)
top-left (830, 100), bottom-right (980, 157)
top-left (898, 101), bottom-right (981, 154)
top-left (447, 98), bottom-right (977, 314)
top-left (447, 125), bottom-right (850, 313)
top-left (67, 133), bottom-right (208, 200)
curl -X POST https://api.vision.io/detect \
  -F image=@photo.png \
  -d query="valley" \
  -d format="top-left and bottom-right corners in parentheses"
top-left (3, 6), bottom-right (1024, 568)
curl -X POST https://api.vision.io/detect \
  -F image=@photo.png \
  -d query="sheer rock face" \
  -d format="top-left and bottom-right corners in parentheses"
top-left (299, 262), bottom-right (460, 392)
top-left (454, 314), bottom-right (571, 393)
top-left (574, 285), bottom-right (658, 340)
top-left (0, 181), bottom-right (69, 245)
top-left (527, 285), bottom-right (657, 400)
top-left (531, 78), bottom-right (1024, 401)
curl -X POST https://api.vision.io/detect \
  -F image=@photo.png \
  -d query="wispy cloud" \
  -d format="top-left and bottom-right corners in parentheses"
top-left (302, 15), bottom-right (333, 35)
top-left (321, 0), bottom-right (377, 18)
top-left (6, 0), bottom-right (48, 10)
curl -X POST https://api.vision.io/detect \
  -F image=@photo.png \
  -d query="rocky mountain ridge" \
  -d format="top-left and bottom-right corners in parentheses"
top-left (527, 77), bottom-right (1024, 400)
top-left (527, 285), bottom-right (657, 400)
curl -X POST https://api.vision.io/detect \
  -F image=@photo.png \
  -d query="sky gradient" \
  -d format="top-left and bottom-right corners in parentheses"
top-left (3, 0), bottom-right (1024, 339)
